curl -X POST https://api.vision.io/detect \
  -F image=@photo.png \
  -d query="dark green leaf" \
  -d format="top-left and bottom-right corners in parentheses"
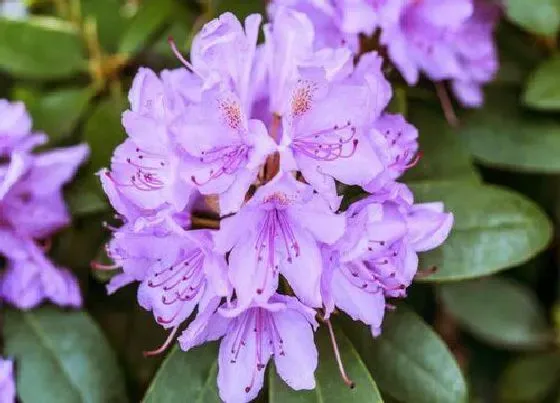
top-left (403, 101), bottom-right (480, 184)
top-left (504, 0), bottom-right (560, 35)
top-left (494, 24), bottom-right (546, 86)
top-left (440, 278), bottom-right (553, 349)
top-left (66, 175), bottom-right (110, 216)
top-left (460, 89), bottom-right (560, 173)
top-left (343, 307), bottom-right (467, 403)
top-left (498, 352), bottom-right (560, 402)
top-left (0, 17), bottom-right (86, 79)
top-left (4, 307), bottom-right (127, 403)
top-left (524, 56), bottom-right (560, 111)
top-left (13, 86), bottom-right (94, 142)
top-left (118, 0), bottom-right (174, 56)
top-left (214, 0), bottom-right (266, 20)
top-left (269, 326), bottom-right (383, 403)
top-left (143, 344), bottom-right (221, 403)
top-left (411, 182), bottom-right (552, 281)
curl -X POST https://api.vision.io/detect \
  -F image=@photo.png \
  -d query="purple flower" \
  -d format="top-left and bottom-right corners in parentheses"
top-left (366, 113), bottom-right (419, 192)
top-left (178, 294), bottom-right (318, 403)
top-left (173, 87), bottom-right (276, 215)
top-left (0, 358), bottom-right (15, 403)
top-left (322, 182), bottom-right (453, 335)
top-left (450, 0), bottom-right (500, 107)
top-left (101, 68), bottom-right (196, 215)
top-left (380, 0), bottom-right (473, 85)
top-left (191, 12), bottom-right (265, 111)
top-left (214, 173), bottom-right (345, 308)
top-left (0, 100), bottom-right (88, 309)
top-left (268, 0), bottom-right (382, 51)
top-left (106, 215), bottom-right (231, 331)
top-left (99, 10), bottom-right (456, 401)
top-left (0, 233), bottom-right (81, 309)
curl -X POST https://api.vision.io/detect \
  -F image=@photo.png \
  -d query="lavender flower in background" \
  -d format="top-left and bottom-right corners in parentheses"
top-left (0, 100), bottom-right (89, 309)
top-left (99, 8), bottom-right (453, 403)
top-left (269, 0), bottom-right (500, 109)
top-left (0, 358), bottom-right (15, 403)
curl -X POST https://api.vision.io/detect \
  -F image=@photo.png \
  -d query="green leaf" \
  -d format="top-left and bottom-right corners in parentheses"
top-left (81, 0), bottom-right (129, 52)
top-left (440, 278), bottom-right (553, 349)
top-left (403, 101), bottom-right (480, 184)
top-left (460, 89), bottom-right (560, 173)
top-left (73, 94), bottom-right (126, 214)
top-left (498, 352), bottom-right (560, 402)
top-left (343, 307), bottom-right (467, 403)
top-left (66, 175), bottom-right (110, 215)
top-left (0, 17), bottom-right (86, 79)
top-left (411, 182), bottom-right (552, 282)
top-left (524, 56), bottom-right (560, 111)
top-left (214, 0), bottom-right (266, 20)
top-left (4, 307), bottom-right (127, 403)
top-left (269, 326), bottom-right (383, 403)
top-left (505, 0), bottom-right (560, 36)
top-left (118, 0), bottom-right (174, 56)
top-left (143, 344), bottom-right (221, 402)
top-left (13, 87), bottom-right (95, 142)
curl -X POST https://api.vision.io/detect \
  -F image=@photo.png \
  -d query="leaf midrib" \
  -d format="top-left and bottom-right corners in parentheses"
top-left (23, 311), bottom-right (84, 402)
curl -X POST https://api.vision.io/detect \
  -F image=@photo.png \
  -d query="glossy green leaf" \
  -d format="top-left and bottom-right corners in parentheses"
top-left (505, 0), bottom-right (560, 35)
top-left (524, 56), bottom-right (560, 111)
top-left (343, 307), bottom-right (467, 403)
top-left (0, 17), bottom-right (86, 79)
top-left (118, 0), bottom-right (174, 56)
top-left (143, 344), bottom-right (221, 403)
top-left (460, 89), bottom-right (560, 173)
top-left (498, 352), bottom-right (560, 402)
top-left (269, 326), bottom-right (383, 403)
top-left (440, 278), bottom-right (553, 349)
top-left (411, 182), bottom-right (552, 282)
top-left (403, 101), bottom-right (480, 184)
top-left (4, 307), bottom-right (127, 403)
top-left (13, 87), bottom-right (94, 141)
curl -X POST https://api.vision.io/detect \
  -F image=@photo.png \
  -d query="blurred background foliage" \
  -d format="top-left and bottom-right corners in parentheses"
top-left (1, 0), bottom-right (560, 402)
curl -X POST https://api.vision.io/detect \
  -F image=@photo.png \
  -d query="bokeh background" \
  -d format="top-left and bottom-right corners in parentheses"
top-left (1, 0), bottom-right (560, 402)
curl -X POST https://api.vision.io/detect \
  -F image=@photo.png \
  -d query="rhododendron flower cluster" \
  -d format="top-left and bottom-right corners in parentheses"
top-left (100, 9), bottom-right (453, 403)
top-left (270, 0), bottom-right (500, 108)
top-left (0, 100), bottom-right (89, 401)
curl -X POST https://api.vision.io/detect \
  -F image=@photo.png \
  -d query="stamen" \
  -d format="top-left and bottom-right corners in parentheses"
top-left (143, 325), bottom-right (180, 357)
top-left (168, 37), bottom-right (197, 73)
top-left (91, 261), bottom-right (119, 271)
top-left (326, 319), bottom-right (355, 389)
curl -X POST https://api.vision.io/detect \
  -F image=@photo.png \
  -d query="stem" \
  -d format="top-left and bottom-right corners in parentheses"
top-left (191, 216), bottom-right (220, 230)
top-left (435, 82), bottom-right (459, 128)
top-left (263, 114), bottom-right (282, 182)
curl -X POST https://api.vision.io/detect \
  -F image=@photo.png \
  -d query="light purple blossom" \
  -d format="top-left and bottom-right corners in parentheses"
top-left (106, 217), bottom-right (230, 331)
top-left (100, 10), bottom-right (454, 403)
top-left (270, 0), bottom-right (500, 108)
top-left (178, 294), bottom-right (318, 403)
top-left (0, 100), bottom-right (88, 309)
top-left (214, 173), bottom-right (345, 309)
top-left (173, 87), bottom-right (276, 215)
top-left (322, 183), bottom-right (453, 336)
top-left (0, 358), bottom-right (15, 403)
